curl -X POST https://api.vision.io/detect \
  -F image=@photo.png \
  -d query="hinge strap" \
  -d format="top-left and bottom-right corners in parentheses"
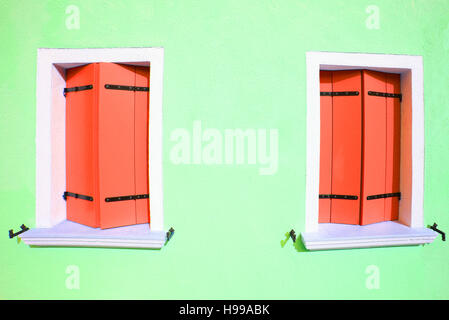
top-left (105, 194), bottom-right (149, 202)
top-left (63, 191), bottom-right (94, 201)
top-left (319, 194), bottom-right (358, 200)
top-left (320, 91), bottom-right (359, 96)
top-left (368, 91), bottom-right (402, 102)
top-left (104, 84), bottom-right (149, 92)
top-left (429, 223), bottom-right (446, 241)
top-left (9, 224), bottom-right (29, 239)
top-left (366, 192), bottom-right (401, 200)
top-left (63, 85), bottom-right (93, 97)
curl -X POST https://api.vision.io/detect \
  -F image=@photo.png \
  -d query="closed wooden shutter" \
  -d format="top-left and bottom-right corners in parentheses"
top-left (65, 64), bottom-right (98, 228)
top-left (360, 70), bottom-right (401, 225)
top-left (330, 70), bottom-right (362, 224)
top-left (319, 69), bottom-right (400, 225)
top-left (65, 63), bottom-right (150, 229)
top-left (319, 71), bottom-right (333, 223)
top-left (319, 70), bottom-right (362, 225)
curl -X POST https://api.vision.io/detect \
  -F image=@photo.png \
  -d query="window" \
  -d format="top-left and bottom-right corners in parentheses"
top-left (301, 52), bottom-right (438, 250)
top-left (20, 48), bottom-right (167, 249)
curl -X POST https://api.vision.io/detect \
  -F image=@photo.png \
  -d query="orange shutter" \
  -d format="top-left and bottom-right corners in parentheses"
top-left (360, 70), bottom-right (388, 225)
top-left (65, 64), bottom-right (99, 228)
top-left (319, 70), bottom-right (362, 225)
top-left (65, 63), bottom-right (150, 229)
top-left (384, 73), bottom-right (401, 221)
top-left (330, 70), bottom-right (362, 224)
top-left (319, 70), bottom-right (401, 226)
top-left (97, 63), bottom-right (137, 229)
top-left (134, 66), bottom-right (151, 224)
top-left (318, 71), bottom-right (333, 223)
top-left (360, 71), bottom-right (401, 225)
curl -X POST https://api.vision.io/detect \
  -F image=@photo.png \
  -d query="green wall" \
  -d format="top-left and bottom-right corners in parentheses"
top-left (0, 0), bottom-right (448, 299)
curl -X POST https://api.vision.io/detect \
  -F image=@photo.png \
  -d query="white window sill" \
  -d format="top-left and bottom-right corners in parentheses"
top-left (301, 221), bottom-right (437, 250)
top-left (19, 220), bottom-right (166, 249)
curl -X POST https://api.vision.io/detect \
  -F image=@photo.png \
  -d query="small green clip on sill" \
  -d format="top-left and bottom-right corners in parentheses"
top-left (281, 229), bottom-right (297, 247)
top-left (281, 229), bottom-right (308, 252)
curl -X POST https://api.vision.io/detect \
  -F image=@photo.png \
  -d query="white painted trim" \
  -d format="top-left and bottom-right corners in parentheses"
top-left (410, 60), bottom-right (425, 228)
top-left (301, 237), bottom-right (436, 250)
top-left (305, 53), bottom-right (321, 232)
top-left (148, 49), bottom-right (164, 231)
top-left (304, 52), bottom-right (426, 247)
top-left (35, 47), bottom-right (165, 232)
top-left (301, 221), bottom-right (437, 250)
top-left (20, 238), bottom-right (165, 249)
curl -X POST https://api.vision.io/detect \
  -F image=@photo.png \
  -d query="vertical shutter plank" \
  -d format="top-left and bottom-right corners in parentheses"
top-left (360, 70), bottom-right (387, 225)
top-left (134, 66), bottom-right (151, 224)
top-left (319, 71), bottom-right (333, 223)
top-left (330, 70), bottom-right (362, 224)
top-left (384, 73), bottom-right (401, 221)
top-left (65, 64), bottom-right (98, 228)
top-left (98, 63), bottom-right (137, 229)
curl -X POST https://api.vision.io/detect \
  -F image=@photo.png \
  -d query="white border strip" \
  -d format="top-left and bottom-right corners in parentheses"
top-left (21, 238), bottom-right (165, 249)
top-left (301, 236), bottom-right (436, 250)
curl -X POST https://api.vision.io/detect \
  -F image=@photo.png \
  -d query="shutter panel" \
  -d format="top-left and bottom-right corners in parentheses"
top-left (98, 63), bottom-right (137, 229)
top-left (319, 71), bottom-right (333, 223)
top-left (384, 73), bottom-right (401, 221)
top-left (65, 63), bottom-right (151, 230)
top-left (360, 70), bottom-right (388, 225)
top-left (134, 66), bottom-right (150, 224)
top-left (319, 70), bottom-right (401, 226)
top-left (330, 70), bottom-right (362, 224)
top-left (360, 71), bottom-right (401, 224)
top-left (65, 64), bottom-right (98, 228)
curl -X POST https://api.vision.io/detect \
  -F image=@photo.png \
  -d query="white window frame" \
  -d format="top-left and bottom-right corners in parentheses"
top-left (23, 47), bottom-right (165, 248)
top-left (301, 51), bottom-right (437, 250)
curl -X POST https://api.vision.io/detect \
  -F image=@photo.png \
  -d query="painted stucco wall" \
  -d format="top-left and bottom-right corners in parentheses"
top-left (0, 0), bottom-right (447, 299)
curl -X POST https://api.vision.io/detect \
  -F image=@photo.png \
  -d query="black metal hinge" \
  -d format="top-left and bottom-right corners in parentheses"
top-left (320, 91), bottom-right (359, 97)
top-left (289, 229), bottom-right (297, 243)
top-left (319, 194), bottom-right (358, 200)
top-left (166, 227), bottom-right (175, 242)
top-left (366, 192), bottom-right (401, 200)
top-left (368, 91), bottom-right (402, 102)
top-left (104, 84), bottom-right (149, 92)
top-left (63, 84), bottom-right (93, 97)
top-left (429, 223), bottom-right (446, 241)
top-left (105, 194), bottom-right (149, 202)
top-left (63, 191), bottom-right (94, 201)
top-left (9, 224), bottom-right (29, 239)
